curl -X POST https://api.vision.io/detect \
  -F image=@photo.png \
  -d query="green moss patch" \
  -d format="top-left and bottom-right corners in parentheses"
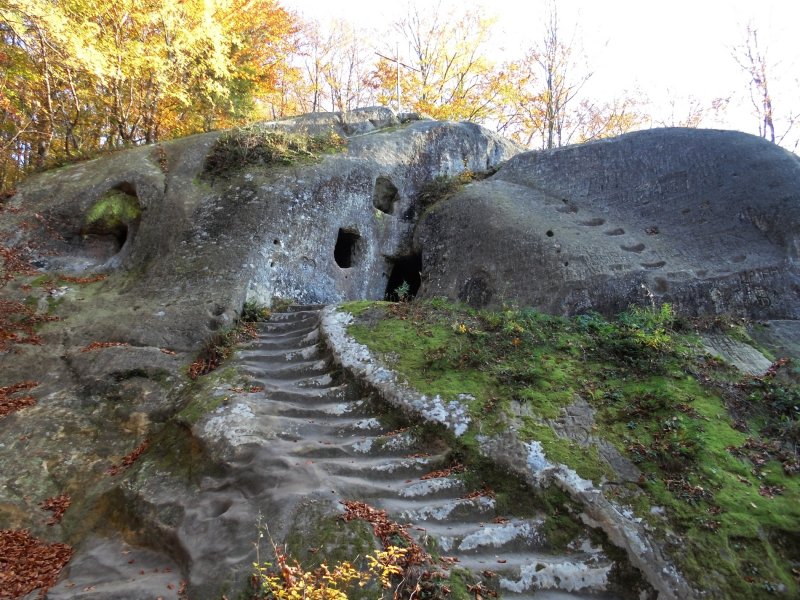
top-left (84, 189), bottom-right (141, 232)
top-left (343, 300), bottom-right (800, 599)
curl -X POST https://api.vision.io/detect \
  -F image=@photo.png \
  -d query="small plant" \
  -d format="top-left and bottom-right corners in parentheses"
top-left (252, 537), bottom-right (406, 599)
top-left (394, 281), bottom-right (411, 303)
top-left (242, 299), bottom-right (271, 322)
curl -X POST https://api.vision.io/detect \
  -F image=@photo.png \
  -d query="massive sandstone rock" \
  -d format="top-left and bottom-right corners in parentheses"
top-left (0, 108), bottom-right (518, 599)
top-left (416, 128), bottom-right (800, 319)
top-left (2, 110), bottom-right (799, 599)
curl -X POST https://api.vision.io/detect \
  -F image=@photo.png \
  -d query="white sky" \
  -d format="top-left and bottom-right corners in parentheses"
top-left (282, 0), bottom-right (800, 145)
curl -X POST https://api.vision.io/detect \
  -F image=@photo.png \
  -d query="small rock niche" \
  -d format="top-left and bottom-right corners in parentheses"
top-left (372, 176), bottom-right (399, 215)
top-left (79, 182), bottom-right (141, 264)
top-left (334, 228), bottom-right (361, 268)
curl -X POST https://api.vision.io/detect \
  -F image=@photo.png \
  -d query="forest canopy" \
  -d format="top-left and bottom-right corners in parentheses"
top-left (0, 0), bottom-right (300, 191)
top-left (0, 1), bottom-right (791, 195)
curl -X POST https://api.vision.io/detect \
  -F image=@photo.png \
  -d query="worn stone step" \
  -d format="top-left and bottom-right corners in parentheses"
top-left (378, 495), bottom-right (497, 523)
top-left (410, 518), bottom-right (549, 555)
top-left (455, 551), bottom-right (612, 595)
top-left (287, 304), bottom-right (326, 312)
top-left (270, 309), bottom-right (322, 321)
top-left (248, 328), bottom-right (320, 349)
top-left (302, 454), bottom-right (447, 480)
top-left (243, 373), bottom-right (338, 393)
top-left (237, 344), bottom-right (324, 363)
top-left (258, 315), bottom-right (319, 334)
top-left (238, 357), bottom-right (330, 379)
top-left (260, 398), bottom-right (367, 419)
top-left (255, 324), bottom-right (319, 341)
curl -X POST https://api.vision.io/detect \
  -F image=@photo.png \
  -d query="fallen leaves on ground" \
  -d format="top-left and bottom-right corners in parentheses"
top-left (107, 439), bottom-right (150, 476)
top-left (462, 486), bottom-right (496, 500)
top-left (0, 299), bottom-right (57, 352)
top-left (341, 500), bottom-right (427, 567)
top-left (420, 462), bottom-right (465, 480)
top-left (57, 274), bottom-right (107, 284)
top-left (0, 529), bottom-right (73, 598)
top-left (80, 341), bottom-right (130, 352)
top-left (0, 381), bottom-right (38, 418)
top-left (40, 495), bottom-right (71, 526)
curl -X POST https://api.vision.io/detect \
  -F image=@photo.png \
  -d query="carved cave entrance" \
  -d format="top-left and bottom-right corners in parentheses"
top-left (384, 253), bottom-right (421, 301)
top-left (334, 228), bottom-right (361, 268)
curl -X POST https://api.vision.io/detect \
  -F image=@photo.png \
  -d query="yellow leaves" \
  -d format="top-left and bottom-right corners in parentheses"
top-left (0, 0), bottom-right (300, 190)
top-left (254, 545), bottom-right (408, 599)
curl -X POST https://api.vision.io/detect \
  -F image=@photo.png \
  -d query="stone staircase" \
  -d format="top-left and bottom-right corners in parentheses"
top-left (234, 305), bottom-right (623, 599)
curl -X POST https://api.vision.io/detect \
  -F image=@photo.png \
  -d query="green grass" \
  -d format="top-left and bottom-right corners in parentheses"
top-left (203, 126), bottom-right (346, 180)
top-left (343, 299), bottom-right (800, 599)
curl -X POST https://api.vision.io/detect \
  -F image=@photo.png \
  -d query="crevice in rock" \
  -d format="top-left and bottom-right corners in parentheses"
top-left (384, 253), bottom-right (421, 300)
top-left (372, 176), bottom-right (399, 215)
top-left (334, 228), bottom-right (361, 268)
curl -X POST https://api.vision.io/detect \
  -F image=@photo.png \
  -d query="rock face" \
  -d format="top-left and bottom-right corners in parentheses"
top-left (415, 128), bottom-right (800, 318)
top-left (0, 108), bottom-right (518, 598)
top-left (3, 112), bottom-right (800, 599)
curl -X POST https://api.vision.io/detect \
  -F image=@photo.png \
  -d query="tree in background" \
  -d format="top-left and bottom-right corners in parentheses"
top-left (0, 0), bottom-right (300, 192)
top-left (733, 24), bottom-right (797, 149)
top-left (291, 19), bottom-right (376, 115)
top-left (493, 6), bottom-right (644, 149)
top-left (371, 3), bottom-right (499, 121)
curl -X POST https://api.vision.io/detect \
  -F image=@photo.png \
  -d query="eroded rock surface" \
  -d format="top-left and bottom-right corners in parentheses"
top-left (3, 114), bottom-right (799, 599)
top-left (415, 128), bottom-right (800, 319)
top-left (0, 108), bottom-right (517, 598)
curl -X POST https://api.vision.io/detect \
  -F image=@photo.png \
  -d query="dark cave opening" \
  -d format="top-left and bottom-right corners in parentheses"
top-left (373, 176), bottom-right (399, 214)
top-left (334, 228), bottom-right (361, 268)
top-left (384, 253), bottom-right (422, 301)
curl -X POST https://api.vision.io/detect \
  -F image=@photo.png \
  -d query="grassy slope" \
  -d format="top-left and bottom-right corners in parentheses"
top-left (343, 299), bottom-right (800, 599)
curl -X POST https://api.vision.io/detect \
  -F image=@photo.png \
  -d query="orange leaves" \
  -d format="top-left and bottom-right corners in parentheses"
top-left (40, 495), bottom-right (71, 526)
top-left (0, 381), bottom-right (38, 418)
top-left (420, 462), bottom-right (465, 481)
top-left (80, 341), bottom-right (129, 352)
top-left (340, 500), bottom-right (427, 567)
top-left (0, 529), bottom-right (73, 598)
top-left (106, 439), bottom-right (150, 476)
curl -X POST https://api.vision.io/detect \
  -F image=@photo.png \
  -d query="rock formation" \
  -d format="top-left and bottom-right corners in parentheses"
top-left (1, 108), bottom-right (798, 599)
top-left (416, 128), bottom-right (800, 319)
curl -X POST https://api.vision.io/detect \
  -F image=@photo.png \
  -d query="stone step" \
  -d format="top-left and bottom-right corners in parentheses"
top-left (243, 373), bottom-right (338, 393)
top-left (455, 552), bottom-right (612, 595)
top-left (410, 517), bottom-right (549, 555)
top-left (378, 495), bottom-right (497, 523)
top-left (270, 308), bottom-right (322, 321)
top-left (238, 357), bottom-right (331, 379)
top-left (287, 304), bottom-right (326, 312)
top-left (248, 328), bottom-right (320, 349)
top-left (237, 344), bottom-right (325, 363)
top-left (300, 453), bottom-right (447, 480)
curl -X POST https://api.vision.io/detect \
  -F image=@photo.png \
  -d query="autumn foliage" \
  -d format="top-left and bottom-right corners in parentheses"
top-left (0, 0), bottom-right (301, 192)
top-left (0, 380), bottom-right (37, 418)
top-left (0, 529), bottom-right (73, 598)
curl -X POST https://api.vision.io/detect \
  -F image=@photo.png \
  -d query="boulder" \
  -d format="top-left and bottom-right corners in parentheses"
top-left (415, 128), bottom-right (800, 319)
